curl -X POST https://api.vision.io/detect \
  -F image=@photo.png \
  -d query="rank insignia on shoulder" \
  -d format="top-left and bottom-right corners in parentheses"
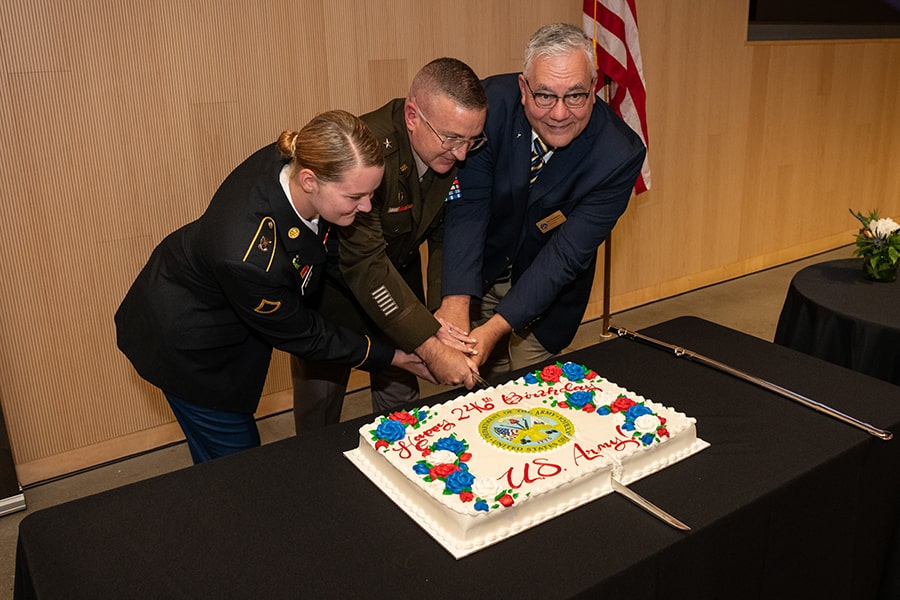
top-left (253, 299), bottom-right (281, 314)
top-left (383, 137), bottom-right (392, 150)
top-left (243, 217), bottom-right (277, 272)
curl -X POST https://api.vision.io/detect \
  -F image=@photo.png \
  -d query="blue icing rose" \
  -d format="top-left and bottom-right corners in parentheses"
top-left (561, 362), bottom-right (586, 381)
top-left (625, 404), bottom-right (653, 421)
top-left (566, 390), bottom-right (594, 408)
top-left (433, 436), bottom-right (466, 455)
top-left (524, 373), bottom-right (538, 384)
top-left (375, 419), bottom-right (406, 442)
top-left (445, 470), bottom-right (476, 494)
top-left (597, 406), bottom-right (611, 416)
top-left (474, 500), bottom-right (490, 512)
top-left (621, 420), bottom-right (635, 431)
top-left (641, 432), bottom-right (657, 446)
top-left (412, 463), bottom-right (430, 475)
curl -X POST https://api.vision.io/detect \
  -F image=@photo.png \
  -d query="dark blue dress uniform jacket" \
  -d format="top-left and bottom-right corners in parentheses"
top-left (442, 73), bottom-right (646, 354)
top-left (115, 144), bottom-right (393, 413)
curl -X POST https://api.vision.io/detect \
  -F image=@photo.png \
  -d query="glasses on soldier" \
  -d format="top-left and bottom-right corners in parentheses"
top-left (524, 78), bottom-right (594, 110)
top-left (416, 108), bottom-right (487, 152)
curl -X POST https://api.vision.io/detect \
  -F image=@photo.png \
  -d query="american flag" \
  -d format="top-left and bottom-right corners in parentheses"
top-left (583, 0), bottom-right (651, 194)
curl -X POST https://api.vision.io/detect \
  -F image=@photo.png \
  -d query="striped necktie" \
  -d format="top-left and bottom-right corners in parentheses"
top-left (529, 136), bottom-right (550, 186)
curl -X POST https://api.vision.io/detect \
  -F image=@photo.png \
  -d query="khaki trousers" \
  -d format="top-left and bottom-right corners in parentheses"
top-left (474, 279), bottom-right (555, 378)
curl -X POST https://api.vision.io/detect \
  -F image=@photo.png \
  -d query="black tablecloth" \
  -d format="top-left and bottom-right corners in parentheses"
top-left (775, 258), bottom-right (900, 385)
top-left (15, 317), bottom-right (900, 599)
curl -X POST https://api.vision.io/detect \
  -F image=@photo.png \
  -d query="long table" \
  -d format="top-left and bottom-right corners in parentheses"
top-left (15, 317), bottom-right (900, 599)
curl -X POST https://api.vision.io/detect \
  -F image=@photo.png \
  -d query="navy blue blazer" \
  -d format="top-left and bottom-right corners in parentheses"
top-left (442, 73), bottom-right (645, 354)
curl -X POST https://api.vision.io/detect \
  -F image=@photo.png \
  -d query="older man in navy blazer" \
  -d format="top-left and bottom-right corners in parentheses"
top-left (438, 23), bottom-right (646, 373)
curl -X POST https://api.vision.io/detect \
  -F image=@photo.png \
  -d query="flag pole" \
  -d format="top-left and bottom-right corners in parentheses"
top-left (599, 73), bottom-right (614, 338)
top-left (589, 3), bottom-right (615, 338)
top-left (585, 0), bottom-right (650, 337)
top-left (601, 232), bottom-right (613, 337)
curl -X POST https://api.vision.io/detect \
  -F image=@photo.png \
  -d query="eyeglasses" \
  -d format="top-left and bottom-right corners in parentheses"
top-left (524, 78), bottom-right (594, 110)
top-left (416, 108), bottom-right (487, 152)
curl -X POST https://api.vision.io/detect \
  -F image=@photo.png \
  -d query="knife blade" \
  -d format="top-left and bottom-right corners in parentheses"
top-left (470, 370), bottom-right (490, 390)
top-left (610, 476), bottom-right (691, 531)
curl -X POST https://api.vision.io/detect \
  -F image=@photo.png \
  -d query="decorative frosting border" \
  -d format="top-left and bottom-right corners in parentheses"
top-left (370, 409), bottom-right (430, 449)
top-left (524, 362), bottom-right (670, 446)
top-left (412, 435), bottom-right (521, 513)
top-left (369, 410), bottom-right (523, 514)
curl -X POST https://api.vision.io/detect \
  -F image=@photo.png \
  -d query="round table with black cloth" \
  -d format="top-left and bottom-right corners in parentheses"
top-left (775, 258), bottom-right (900, 385)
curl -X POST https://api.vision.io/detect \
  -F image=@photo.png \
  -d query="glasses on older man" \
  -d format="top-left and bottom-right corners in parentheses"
top-left (524, 78), bottom-right (594, 110)
top-left (417, 108), bottom-right (487, 152)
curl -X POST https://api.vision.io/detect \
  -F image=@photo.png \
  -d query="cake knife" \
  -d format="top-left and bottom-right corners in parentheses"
top-left (470, 369), bottom-right (490, 390)
top-left (610, 462), bottom-right (690, 531)
top-left (610, 476), bottom-right (691, 531)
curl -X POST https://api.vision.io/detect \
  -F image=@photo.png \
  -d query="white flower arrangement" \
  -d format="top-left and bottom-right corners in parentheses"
top-left (850, 209), bottom-right (900, 281)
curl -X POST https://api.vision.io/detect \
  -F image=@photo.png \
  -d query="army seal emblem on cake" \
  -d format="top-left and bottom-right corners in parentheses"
top-left (478, 408), bottom-right (574, 453)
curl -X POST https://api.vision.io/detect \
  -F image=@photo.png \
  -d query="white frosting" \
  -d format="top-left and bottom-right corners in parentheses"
top-left (345, 366), bottom-right (709, 558)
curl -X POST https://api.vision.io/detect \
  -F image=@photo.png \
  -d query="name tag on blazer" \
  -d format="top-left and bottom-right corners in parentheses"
top-left (535, 210), bottom-right (567, 234)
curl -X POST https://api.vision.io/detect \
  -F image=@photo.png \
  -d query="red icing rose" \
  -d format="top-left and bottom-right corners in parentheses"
top-left (585, 370), bottom-right (598, 380)
top-left (430, 463), bottom-right (458, 479)
top-left (582, 403), bottom-right (596, 413)
top-left (375, 440), bottom-right (388, 450)
top-left (540, 365), bottom-right (562, 383)
top-left (659, 416), bottom-right (667, 425)
top-left (658, 428), bottom-right (670, 438)
top-left (458, 452), bottom-right (472, 463)
top-left (459, 491), bottom-right (474, 502)
top-left (558, 401), bottom-right (569, 409)
top-left (388, 411), bottom-right (418, 425)
top-left (610, 396), bottom-right (636, 413)
top-left (498, 493), bottom-right (515, 507)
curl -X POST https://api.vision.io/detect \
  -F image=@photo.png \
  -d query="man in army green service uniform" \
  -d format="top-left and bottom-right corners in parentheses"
top-left (292, 57), bottom-right (488, 430)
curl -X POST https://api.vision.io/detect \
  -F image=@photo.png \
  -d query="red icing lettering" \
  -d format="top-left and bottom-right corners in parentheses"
top-left (463, 399), bottom-right (495, 413)
top-left (503, 459), bottom-right (565, 490)
top-left (450, 407), bottom-right (468, 421)
top-left (572, 434), bottom-right (641, 467)
top-left (391, 439), bottom-right (414, 460)
top-left (561, 381), bottom-right (604, 394)
top-left (501, 391), bottom-right (523, 405)
top-left (533, 458), bottom-right (564, 479)
top-left (411, 419), bottom-right (456, 452)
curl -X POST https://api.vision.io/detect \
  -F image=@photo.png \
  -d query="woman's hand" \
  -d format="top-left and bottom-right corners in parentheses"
top-left (434, 316), bottom-right (478, 356)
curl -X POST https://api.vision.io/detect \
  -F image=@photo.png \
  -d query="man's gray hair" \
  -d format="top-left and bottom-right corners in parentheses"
top-left (523, 23), bottom-right (595, 77)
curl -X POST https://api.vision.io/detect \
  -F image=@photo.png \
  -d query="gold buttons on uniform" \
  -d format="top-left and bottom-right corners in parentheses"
top-left (288, 227), bottom-right (300, 239)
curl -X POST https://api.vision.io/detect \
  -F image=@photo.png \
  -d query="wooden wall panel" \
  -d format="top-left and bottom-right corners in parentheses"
top-left (1, 0), bottom-right (897, 484)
